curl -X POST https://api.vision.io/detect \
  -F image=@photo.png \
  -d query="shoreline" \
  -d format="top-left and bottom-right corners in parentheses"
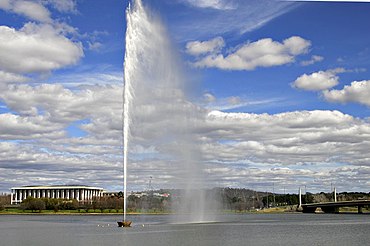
top-left (1, 206), bottom-right (368, 215)
top-left (0, 211), bottom-right (174, 216)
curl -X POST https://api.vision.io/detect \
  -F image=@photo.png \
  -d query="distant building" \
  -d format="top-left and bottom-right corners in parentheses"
top-left (10, 185), bottom-right (105, 205)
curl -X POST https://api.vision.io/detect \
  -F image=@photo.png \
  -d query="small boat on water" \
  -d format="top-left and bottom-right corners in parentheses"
top-left (117, 221), bottom-right (132, 227)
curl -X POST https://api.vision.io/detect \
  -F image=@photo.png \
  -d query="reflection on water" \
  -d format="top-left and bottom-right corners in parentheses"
top-left (1, 214), bottom-right (369, 246)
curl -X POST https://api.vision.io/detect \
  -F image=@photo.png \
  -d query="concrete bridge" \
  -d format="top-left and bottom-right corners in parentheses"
top-left (301, 200), bottom-right (370, 213)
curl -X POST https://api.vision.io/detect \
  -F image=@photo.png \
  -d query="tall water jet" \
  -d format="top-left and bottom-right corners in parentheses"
top-left (123, 0), bottom-right (216, 224)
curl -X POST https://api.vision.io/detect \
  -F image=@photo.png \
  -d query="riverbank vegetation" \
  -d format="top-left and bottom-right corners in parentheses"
top-left (1, 188), bottom-right (369, 214)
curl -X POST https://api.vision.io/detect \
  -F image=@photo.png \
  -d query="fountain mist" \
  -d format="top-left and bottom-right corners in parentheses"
top-left (124, 0), bottom-right (216, 223)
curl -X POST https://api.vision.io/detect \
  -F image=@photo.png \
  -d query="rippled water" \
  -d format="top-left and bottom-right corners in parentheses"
top-left (1, 214), bottom-right (369, 246)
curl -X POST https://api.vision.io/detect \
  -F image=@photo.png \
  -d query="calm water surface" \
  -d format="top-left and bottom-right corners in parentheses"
top-left (0, 214), bottom-right (369, 246)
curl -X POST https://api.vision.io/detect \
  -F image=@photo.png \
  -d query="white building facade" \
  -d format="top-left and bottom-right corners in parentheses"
top-left (10, 185), bottom-right (105, 205)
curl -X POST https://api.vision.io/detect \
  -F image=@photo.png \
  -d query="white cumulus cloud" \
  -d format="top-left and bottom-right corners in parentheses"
top-left (190, 36), bottom-right (311, 70)
top-left (0, 113), bottom-right (65, 140)
top-left (0, 0), bottom-right (52, 23)
top-left (300, 55), bottom-right (324, 66)
top-left (0, 70), bottom-right (28, 84)
top-left (323, 80), bottom-right (370, 107)
top-left (186, 36), bottom-right (224, 56)
top-left (0, 23), bottom-right (83, 74)
top-left (292, 68), bottom-right (345, 91)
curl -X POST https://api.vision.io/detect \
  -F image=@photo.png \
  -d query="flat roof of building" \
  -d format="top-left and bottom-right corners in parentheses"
top-left (11, 185), bottom-right (105, 190)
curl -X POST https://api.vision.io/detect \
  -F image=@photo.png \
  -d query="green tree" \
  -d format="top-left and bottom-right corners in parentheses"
top-left (21, 197), bottom-right (46, 212)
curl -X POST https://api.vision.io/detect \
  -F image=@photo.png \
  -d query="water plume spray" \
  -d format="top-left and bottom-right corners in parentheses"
top-left (121, 0), bottom-right (216, 225)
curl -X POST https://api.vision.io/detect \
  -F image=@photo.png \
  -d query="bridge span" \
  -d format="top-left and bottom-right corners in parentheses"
top-left (301, 200), bottom-right (370, 213)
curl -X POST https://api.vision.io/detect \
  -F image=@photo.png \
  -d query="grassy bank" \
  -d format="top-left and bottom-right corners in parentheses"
top-left (1, 206), bottom-right (368, 215)
top-left (0, 208), bottom-right (172, 215)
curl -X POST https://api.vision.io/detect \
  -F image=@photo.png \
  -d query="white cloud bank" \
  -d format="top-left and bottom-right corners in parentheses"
top-left (0, 79), bottom-right (369, 192)
top-left (187, 36), bottom-right (311, 70)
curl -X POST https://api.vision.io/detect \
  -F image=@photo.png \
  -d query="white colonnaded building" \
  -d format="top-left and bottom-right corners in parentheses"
top-left (10, 185), bottom-right (105, 205)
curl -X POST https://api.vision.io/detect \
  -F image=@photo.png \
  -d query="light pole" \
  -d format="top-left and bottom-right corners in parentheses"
top-left (273, 183), bottom-right (276, 207)
top-left (304, 185), bottom-right (307, 204)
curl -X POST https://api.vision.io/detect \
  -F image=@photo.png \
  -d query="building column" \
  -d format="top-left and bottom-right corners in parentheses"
top-left (42, 190), bottom-right (45, 198)
top-left (14, 190), bottom-right (17, 204)
top-left (10, 190), bottom-right (14, 205)
top-left (81, 190), bottom-right (85, 202)
top-left (83, 190), bottom-right (87, 201)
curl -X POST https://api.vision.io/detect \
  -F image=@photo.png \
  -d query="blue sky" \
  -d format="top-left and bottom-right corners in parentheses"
top-left (0, 0), bottom-right (370, 193)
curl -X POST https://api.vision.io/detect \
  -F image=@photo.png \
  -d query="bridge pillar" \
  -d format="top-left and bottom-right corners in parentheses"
top-left (321, 206), bottom-right (339, 213)
top-left (302, 206), bottom-right (316, 213)
top-left (358, 206), bottom-right (363, 214)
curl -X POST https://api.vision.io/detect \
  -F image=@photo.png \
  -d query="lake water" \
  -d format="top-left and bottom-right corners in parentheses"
top-left (0, 213), bottom-right (369, 246)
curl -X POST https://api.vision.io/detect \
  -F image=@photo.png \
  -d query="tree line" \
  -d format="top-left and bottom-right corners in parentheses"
top-left (3, 189), bottom-right (369, 213)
